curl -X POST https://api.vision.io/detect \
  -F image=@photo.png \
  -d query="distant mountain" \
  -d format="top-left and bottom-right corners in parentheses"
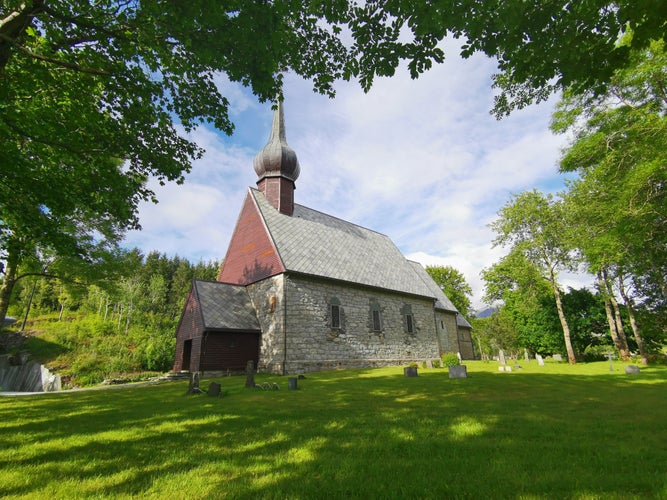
top-left (475, 307), bottom-right (494, 319)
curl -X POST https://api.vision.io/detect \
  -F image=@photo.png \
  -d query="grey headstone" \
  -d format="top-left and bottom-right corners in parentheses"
top-left (498, 349), bottom-right (507, 365)
top-left (207, 381), bottom-right (221, 396)
top-left (625, 365), bottom-right (641, 375)
top-left (553, 354), bottom-right (563, 362)
top-left (448, 365), bottom-right (467, 378)
top-left (245, 360), bottom-right (256, 388)
top-left (187, 372), bottom-right (200, 394)
top-left (536, 354), bottom-right (545, 366)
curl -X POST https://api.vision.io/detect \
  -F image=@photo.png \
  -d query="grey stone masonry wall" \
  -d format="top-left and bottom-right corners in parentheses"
top-left (247, 275), bottom-right (286, 374)
top-left (435, 310), bottom-right (459, 355)
top-left (281, 274), bottom-right (440, 373)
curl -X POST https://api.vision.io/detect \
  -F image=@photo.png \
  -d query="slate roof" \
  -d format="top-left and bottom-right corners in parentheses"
top-left (193, 280), bottom-right (260, 331)
top-left (250, 189), bottom-right (438, 299)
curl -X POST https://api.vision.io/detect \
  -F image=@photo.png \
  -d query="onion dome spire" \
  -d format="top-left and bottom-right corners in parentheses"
top-left (253, 100), bottom-right (300, 182)
top-left (253, 100), bottom-right (299, 215)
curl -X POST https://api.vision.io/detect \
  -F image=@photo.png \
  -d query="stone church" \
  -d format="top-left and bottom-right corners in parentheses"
top-left (173, 103), bottom-right (475, 375)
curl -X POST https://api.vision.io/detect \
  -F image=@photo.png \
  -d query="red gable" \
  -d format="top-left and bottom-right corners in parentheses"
top-left (217, 190), bottom-right (285, 285)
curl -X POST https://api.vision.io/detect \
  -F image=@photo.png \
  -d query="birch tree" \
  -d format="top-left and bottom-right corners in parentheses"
top-left (490, 190), bottom-right (578, 364)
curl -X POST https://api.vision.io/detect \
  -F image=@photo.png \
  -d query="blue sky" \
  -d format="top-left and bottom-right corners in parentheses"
top-left (123, 42), bottom-right (587, 310)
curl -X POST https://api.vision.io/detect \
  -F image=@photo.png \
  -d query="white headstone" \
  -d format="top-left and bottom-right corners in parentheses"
top-left (536, 354), bottom-right (545, 366)
top-left (498, 349), bottom-right (507, 365)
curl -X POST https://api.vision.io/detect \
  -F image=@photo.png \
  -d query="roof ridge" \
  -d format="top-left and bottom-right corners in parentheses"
top-left (249, 187), bottom-right (390, 238)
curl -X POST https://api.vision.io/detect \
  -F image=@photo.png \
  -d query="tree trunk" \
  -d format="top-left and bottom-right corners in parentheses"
top-left (598, 270), bottom-right (630, 360)
top-left (609, 294), bottom-right (630, 360)
top-left (550, 272), bottom-right (576, 364)
top-left (618, 277), bottom-right (648, 365)
top-left (0, 246), bottom-right (20, 327)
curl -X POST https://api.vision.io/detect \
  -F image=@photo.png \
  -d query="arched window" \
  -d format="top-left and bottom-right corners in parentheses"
top-left (330, 296), bottom-right (341, 329)
top-left (369, 300), bottom-right (382, 332)
top-left (401, 304), bottom-right (415, 334)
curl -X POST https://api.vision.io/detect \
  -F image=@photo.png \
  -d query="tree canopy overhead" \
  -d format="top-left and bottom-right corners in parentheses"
top-left (2, 0), bottom-right (665, 325)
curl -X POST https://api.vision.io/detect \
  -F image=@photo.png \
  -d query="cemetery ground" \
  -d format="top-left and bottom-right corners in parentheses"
top-left (1, 361), bottom-right (665, 499)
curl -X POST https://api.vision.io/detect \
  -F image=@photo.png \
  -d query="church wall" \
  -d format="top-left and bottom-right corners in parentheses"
top-left (246, 275), bottom-right (287, 374)
top-left (173, 286), bottom-right (204, 372)
top-left (218, 192), bottom-right (285, 286)
top-left (457, 327), bottom-right (476, 360)
top-left (281, 275), bottom-right (440, 373)
top-left (435, 310), bottom-right (459, 356)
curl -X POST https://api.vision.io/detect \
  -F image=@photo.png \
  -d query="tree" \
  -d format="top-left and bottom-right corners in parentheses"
top-left (471, 312), bottom-right (520, 360)
top-left (425, 265), bottom-right (473, 318)
top-left (490, 190), bottom-right (578, 363)
top-left (369, 1), bottom-right (666, 116)
top-left (554, 40), bottom-right (667, 362)
top-left (482, 250), bottom-right (561, 356)
top-left (3, 1), bottom-right (664, 324)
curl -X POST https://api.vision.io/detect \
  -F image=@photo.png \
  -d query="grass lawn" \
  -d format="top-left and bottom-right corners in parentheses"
top-left (1, 360), bottom-right (665, 499)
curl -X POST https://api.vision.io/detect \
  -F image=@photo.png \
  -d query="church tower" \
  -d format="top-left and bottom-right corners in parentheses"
top-left (253, 100), bottom-right (300, 216)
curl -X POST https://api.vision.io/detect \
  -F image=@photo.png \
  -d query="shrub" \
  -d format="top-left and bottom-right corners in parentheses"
top-left (441, 352), bottom-right (460, 367)
top-left (583, 344), bottom-right (615, 362)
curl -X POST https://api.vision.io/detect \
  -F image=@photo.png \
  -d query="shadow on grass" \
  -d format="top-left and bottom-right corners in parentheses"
top-left (0, 367), bottom-right (665, 498)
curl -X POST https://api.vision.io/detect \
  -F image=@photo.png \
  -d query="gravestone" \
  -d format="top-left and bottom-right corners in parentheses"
top-left (426, 359), bottom-right (433, 369)
top-left (524, 349), bottom-right (530, 363)
top-left (244, 360), bottom-right (255, 388)
top-left (553, 354), bottom-right (563, 362)
top-left (208, 381), bottom-right (221, 396)
top-left (536, 354), bottom-right (545, 366)
top-left (448, 365), bottom-right (468, 379)
top-left (625, 365), bottom-right (641, 375)
top-left (187, 372), bottom-right (201, 394)
top-left (288, 377), bottom-right (298, 390)
top-left (498, 349), bottom-right (507, 365)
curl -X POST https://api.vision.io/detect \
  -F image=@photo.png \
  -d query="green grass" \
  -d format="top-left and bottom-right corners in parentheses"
top-left (1, 361), bottom-right (666, 499)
